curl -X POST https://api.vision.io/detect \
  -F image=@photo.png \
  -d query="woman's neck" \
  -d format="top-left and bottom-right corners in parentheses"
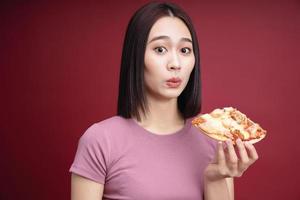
top-left (135, 96), bottom-right (185, 135)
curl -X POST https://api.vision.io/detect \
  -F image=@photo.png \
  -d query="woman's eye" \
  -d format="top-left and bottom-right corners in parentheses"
top-left (181, 47), bottom-right (192, 54)
top-left (154, 47), bottom-right (167, 54)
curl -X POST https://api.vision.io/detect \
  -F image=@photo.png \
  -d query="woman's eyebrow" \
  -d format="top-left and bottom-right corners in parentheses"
top-left (148, 35), bottom-right (192, 44)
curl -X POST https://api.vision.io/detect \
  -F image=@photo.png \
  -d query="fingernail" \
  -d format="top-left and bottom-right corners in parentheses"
top-left (226, 139), bottom-right (232, 146)
top-left (236, 138), bottom-right (242, 145)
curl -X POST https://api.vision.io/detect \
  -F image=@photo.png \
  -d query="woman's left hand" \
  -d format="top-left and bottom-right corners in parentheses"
top-left (204, 138), bottom-right (259, 181)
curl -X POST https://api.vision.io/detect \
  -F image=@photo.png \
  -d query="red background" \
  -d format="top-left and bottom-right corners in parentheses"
top-left (1, 0), bottom-right (299, 199)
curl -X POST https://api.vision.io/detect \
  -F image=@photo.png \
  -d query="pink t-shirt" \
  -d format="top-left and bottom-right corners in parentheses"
top-left (69, 116), bottom-right (217, 200)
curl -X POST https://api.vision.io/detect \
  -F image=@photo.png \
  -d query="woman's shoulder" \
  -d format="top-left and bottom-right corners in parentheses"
top-left (81, 115), bottom-right (131, 140)
top-left (95, 115), bottom-right (130, 130)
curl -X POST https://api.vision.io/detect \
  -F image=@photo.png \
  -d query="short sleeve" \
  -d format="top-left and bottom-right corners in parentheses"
top-left (204, 136), bottom-right (219, 163)
top-left (209, 139), bottom-right (218, 153)
top-left (69, 124), bottom-right (110, 184)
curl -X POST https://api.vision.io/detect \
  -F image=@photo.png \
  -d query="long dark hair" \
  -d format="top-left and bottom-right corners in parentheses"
top-left (117, 1), bottom-right (201, 121)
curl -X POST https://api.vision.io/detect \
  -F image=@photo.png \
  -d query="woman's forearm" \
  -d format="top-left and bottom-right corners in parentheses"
top-left (203, 177), bottom-right (232, 200)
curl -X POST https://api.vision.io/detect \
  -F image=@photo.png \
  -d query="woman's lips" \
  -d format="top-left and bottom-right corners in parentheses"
top-left (166, 77), bottom-right (182, 88)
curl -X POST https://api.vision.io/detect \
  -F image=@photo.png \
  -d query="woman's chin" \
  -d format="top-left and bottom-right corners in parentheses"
top-left (146, 87), bottom-right (184, 101)
top-left (161, 89), bottom-right (183, 99)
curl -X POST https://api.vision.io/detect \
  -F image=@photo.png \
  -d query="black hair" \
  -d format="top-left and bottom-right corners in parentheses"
top-left (117, 1), bottom-right (201, 121)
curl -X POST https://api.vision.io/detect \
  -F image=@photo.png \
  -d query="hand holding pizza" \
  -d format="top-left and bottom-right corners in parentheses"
top-left (204, 139), bottom-right (259, 181)
top-left (192, 107), bottom-right (265, 180)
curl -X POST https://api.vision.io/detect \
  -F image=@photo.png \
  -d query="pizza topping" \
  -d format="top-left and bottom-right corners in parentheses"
top-left (192, 117), bottom-right (206, 124)
top-left (231, 129), bottom-right (244, 140)
top-left (191, 107), bottom-right (267, 144)
top-left (230, 110), bottom-right (246, 125)
top-left (211, 108), bottom-right (224, 118)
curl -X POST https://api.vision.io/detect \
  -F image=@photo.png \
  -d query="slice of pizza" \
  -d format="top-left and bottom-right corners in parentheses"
top-left (192, 107), bottom-right (267, 144)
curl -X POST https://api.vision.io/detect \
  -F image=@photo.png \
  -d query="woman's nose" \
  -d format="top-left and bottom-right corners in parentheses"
top-left (167, 51), bottom-right (181, 71)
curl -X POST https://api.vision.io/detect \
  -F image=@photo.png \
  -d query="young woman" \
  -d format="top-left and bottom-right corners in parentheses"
top-left (70, 2), bottom-right (259, 200)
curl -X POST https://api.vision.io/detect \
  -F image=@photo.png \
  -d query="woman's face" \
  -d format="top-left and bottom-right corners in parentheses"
top-left (144, 16), bottom-right (195, 101)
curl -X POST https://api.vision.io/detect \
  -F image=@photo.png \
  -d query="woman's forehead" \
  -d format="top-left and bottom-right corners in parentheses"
top-left (147, 16), bottom-right (192, 43)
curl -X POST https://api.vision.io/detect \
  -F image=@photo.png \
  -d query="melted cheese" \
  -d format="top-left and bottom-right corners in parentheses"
top-left (193, 107), bottom-right (266, 143)
top-left (201, 108), bottom-right (250, 140)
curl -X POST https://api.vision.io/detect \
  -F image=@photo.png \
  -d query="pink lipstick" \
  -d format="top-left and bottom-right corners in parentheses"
top-left (166, 77), bottom-right (182, 88)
